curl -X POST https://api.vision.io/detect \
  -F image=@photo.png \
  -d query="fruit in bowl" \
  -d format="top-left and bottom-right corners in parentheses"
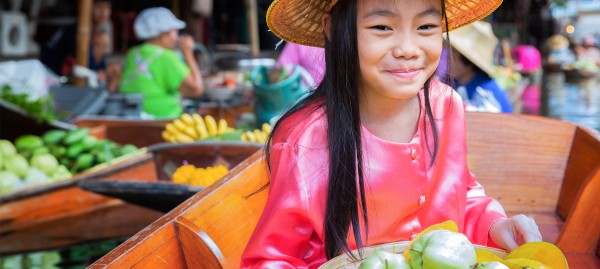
top-left (319, 221), bottom-right (569, 269)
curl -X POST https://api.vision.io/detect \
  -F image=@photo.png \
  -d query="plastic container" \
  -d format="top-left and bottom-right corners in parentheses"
top-left (250, 65), bottom-right (312, 125)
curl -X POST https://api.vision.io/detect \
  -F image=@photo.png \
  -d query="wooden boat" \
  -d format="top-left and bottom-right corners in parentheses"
top-left (0, 118), bottom-right (170, 256)
top-left (0, 151), bottom-right (162, 256)
top-left (72, 117), bottom-right (171, 148)
top-left (88, 112), bottom-right (600, 268)
top-left (0, 139), bottom-right (262, 256)
top-left (79, 142), bottom-right (264, 213)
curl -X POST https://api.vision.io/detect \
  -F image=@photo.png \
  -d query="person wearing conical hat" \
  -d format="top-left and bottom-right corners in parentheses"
top-left (448, 21), bottom-right (513, 113)
top-left (242, 0), bottom-right (542, 267)
top-left (545, 34), bottom-right (575, 68)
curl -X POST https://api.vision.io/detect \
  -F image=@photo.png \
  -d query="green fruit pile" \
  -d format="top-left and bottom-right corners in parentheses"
top-left (37, 128), bottom-right (139, 174)
top-left (0, 139), bottom-right (71, 194)
top-left (0, 129), bottom-right (139, 194)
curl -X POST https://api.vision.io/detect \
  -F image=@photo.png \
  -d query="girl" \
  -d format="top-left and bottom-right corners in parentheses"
top-left (242, 0), bottom-right (542, 268)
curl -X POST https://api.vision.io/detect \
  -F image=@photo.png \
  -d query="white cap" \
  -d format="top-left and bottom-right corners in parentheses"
top-left (134, 7), bottom-right (186, 40)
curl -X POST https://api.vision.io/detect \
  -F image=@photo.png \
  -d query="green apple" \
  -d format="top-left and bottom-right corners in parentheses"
top-left (471, 261), bottom-right (510, 269)
top-left (358, 250), bottom-right (411, 269)
top-left (409, 229), bottom-right (476, 269)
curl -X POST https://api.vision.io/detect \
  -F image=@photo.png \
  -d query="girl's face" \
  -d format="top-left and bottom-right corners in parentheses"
top-left (357, 0), bottom-right (443, 101)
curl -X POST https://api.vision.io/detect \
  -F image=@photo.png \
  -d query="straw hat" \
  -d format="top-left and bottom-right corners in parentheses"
top-left (546, 35), bottom-right (570, 51)
top-left (267, 0), bottom-right (503, 48)
top-left (448, 20), bottom-right (498, 76)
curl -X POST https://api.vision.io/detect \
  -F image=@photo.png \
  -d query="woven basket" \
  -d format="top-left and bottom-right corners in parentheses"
top-left (319, 241), bottom-right (507, 269)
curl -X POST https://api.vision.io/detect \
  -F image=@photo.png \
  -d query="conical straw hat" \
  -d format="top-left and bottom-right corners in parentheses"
top-left (267, 0), bottom-right (503, 48)
top-left (448, 20), bottom-right (499, 76)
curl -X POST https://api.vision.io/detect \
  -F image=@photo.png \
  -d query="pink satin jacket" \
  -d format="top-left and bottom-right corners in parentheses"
top-left (241, 80), bottom-right (507, 268)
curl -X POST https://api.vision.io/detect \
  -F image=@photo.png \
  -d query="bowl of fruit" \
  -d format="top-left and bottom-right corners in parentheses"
top-left (319, 221), bottom-right (569, 269)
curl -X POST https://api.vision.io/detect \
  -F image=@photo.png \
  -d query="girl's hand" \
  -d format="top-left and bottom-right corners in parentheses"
top-left (489, 214), bottom-right (542, 251)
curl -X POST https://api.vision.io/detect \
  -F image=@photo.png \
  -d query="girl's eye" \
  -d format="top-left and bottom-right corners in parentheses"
top-left (418, 24), bottom-right (439, 31)
top-left (370, 25), bottom-right (391, 31)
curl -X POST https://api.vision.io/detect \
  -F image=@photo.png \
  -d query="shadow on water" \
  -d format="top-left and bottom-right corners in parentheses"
top-left (539, 71), bottom-right (600, 136)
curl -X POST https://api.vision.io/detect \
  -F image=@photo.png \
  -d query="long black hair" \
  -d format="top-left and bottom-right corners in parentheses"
top-left (264, 0), bottom-right (451, 260)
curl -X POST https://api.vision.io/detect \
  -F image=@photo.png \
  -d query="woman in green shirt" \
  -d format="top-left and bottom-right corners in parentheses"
top-left (120, 7), bottom-right (204, 119)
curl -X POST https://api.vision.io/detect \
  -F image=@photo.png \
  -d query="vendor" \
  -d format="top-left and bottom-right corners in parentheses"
top-left (119, 7), bottom-right (204, 119)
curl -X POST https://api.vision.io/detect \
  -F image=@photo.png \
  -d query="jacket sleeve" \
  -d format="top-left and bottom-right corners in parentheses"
top-left (463, 171), bottom-right (507, 247)
top-left (452, 89), bottom-right (507, 246)
top-left (241, 142), bottom-right (314, 268)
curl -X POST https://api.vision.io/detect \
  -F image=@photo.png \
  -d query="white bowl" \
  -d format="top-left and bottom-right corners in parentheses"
top-left (205, 88), bottom-right (236, 101)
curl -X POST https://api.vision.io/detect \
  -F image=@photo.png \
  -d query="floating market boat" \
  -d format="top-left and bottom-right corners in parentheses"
top-left (88, 112), bottom-right (600, 268)
top-left (79, 142), bottom-right (264, 213)
top-left (0, 116), bottom-right (169, 256)
top-left (0, 139), bottom-right (262, 257)
top-left (0, 151), bottom-right (162, 256)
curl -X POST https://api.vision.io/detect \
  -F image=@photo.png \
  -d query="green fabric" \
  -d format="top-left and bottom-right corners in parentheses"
top-left (120, 43), bottom-right (190, 119)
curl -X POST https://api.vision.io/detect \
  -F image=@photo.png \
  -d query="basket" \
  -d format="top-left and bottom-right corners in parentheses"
top-left (319, 241), bottom-right (507, 269)
top-left (250, 64), bottom-right (312, 125)
top-left (147, 141), bottom-right (263, 181)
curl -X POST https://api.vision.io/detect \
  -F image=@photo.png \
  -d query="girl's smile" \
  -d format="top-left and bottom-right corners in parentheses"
top-left (387, 68), bottom-right (422, 80)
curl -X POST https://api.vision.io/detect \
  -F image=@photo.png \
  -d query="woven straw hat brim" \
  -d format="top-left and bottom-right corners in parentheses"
top-left (267, 0), bottom-right (503, 48)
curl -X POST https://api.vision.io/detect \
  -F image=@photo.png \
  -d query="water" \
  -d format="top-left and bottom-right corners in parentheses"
top-left (535, 72), bottom-right (600, 136)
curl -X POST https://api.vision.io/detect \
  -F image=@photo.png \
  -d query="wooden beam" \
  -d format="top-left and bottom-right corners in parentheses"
top-left (74, 0), bottom-right (92, 86)
top-left (245, 0), bottom-right (260, 56)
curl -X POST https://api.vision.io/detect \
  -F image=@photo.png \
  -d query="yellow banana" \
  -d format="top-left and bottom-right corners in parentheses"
top-left (161, 131), bottom-right (172, 142)
top-left (173, 119), bottom-right (197, 138)
top-left (218, 119), bottom-right (229, 135)
top-left (244, 131), bottom-right (256, 143)
top-left (241, 133), bottom-right (248, 142)
top-left (253, 129), bottom-right (265, 143)
top-left (225, 127), bottom-right (236, 133)
top-left (181, 113), bottom-right (195, 126)
top-left (262, 123), bottom-right (272, 135)
top-left (173, 133), bottom-right (195, 143)
top-left (204, 115), bottom-right (218, 137)
top-left (192, 114), bottom-right (209, 139)
top-left (165, 123), bottom-right (181, 136)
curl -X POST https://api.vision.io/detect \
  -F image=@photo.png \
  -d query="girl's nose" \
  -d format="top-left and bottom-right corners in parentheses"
top-left (392, 38), bottom-right (419, 59)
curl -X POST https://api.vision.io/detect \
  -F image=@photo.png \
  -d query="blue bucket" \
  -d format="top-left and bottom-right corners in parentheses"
top-left (250, 65), bottom-right (313, 125)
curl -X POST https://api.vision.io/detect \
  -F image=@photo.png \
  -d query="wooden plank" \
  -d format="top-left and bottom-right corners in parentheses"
top-left (88, 223), bottom-right (185, 268)
top-left (556, 167), bottom-right (600, 254)
top-left (0, 201), bottom-right (161, 255)
top-left (74, 118), bottom-right (171, 148)
top-left (181, 152), bottom-right (268, 268)
top-left (565, 254), bottom-right (600, 268)
top-left (557, 127), bottom-right (600, 219)
top-left (175, 217), bottom-right (226, 268)
top-left (466, 112), bottom-right (575, 213)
